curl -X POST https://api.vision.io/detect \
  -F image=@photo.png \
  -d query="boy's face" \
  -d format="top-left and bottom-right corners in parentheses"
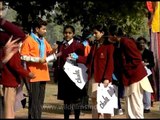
top-left (36, 25), bottom-right (47, 37)
top-left (0, 1), bottom-right (8, 18)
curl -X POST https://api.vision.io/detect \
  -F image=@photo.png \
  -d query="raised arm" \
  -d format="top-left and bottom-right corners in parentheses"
top-left (0, 18), bottom-right (25, 41)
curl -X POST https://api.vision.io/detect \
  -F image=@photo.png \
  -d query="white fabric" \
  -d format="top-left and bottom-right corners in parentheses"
top-left (144, 66), bottom-right (152, 77)
top-left (140, 76), bottom-right (153, 93)
top-left (125, 82), bottom-right (144, 119)
top-left (124, 76), bottom-right (153, 97)
top-left (14, 85), bottom-right (25, 111)
top-left (97, 83), bottom-right (118, 115)
top-left (21, 55), bottom-right (40, 63)
top-left (63, 59), bottom-right (88, 89)
top-left (46, 54), bottom-right (57, 63)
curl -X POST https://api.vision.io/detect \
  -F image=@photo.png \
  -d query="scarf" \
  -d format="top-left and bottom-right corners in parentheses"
top-left (31, 32), bottom-right (45, 58)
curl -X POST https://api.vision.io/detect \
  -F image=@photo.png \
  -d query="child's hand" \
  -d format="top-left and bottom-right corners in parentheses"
top-left (142, 61), bottom-right (149, 66)
top-left (51, 43), bottom-right (58, 53)
top-left (2, 36), bottom-right (20, 63)
top-left (39, 58), bottom-right (46, 63)
top-left (56, 52), bottom-right (62, 57)
top-left (53, 43), bottom-right (58, 49)
top-left (28, 72), bottom-right (36, 79)
top-left (70, 52), bottom-right (79, 60)
top-left (103, 79), bottom-right (110, 88)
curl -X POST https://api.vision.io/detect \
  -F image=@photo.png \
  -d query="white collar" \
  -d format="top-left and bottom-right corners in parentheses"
top-left (68, 38), bottom-right (73, 45)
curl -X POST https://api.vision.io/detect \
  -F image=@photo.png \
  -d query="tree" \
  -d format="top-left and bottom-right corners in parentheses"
top-left (54, 0), bottom-right (148, 36)
top-left (6, 0), bottom-right (57, 31)
top-left (6, 0), bottom-right (148, 36)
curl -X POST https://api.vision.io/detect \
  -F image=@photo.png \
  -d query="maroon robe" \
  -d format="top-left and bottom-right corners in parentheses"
top-left (55, 39), bottom-right (86, 100)
top-left (0, 18), bottom-right (29, 87)
top-left (87, 42), bottom-right (114, 83)
top-left (119, 37), bottom-right (147, 86)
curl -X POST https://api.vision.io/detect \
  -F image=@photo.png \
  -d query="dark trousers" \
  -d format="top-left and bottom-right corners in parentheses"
top-left (64, 99), bottom-right (81, 119)
top-left (118, 84), bottom-right (124, 109)
top-left (81, 81), bottom-right (89, 109)
top-left (28, 81), bottom-right (46, 119)
top-left (0, 96), bottom-right (4, 119)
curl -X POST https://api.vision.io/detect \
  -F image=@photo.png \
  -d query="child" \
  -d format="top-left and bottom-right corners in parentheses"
top-left (0, 18), bottom-right (35, 119)
top-left (54, 25), bottom-right (86, 119)
top-left (86, 24), bottom-right (114, 119)
top-left (20, 17), bottom-right (56, 119)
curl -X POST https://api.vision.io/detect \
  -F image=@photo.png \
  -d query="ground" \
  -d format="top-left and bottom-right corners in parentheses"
top-left (15, 81), bottom-right (160, 119)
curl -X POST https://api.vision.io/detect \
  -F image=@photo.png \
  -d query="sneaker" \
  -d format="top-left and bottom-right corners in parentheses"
top-left (151, 101), bottom-right (154, 107)
top-left (118, 109), bottom-right (124, 115)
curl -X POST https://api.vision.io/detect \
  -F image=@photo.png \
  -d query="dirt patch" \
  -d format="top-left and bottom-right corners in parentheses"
top-left (15, 82), bottom-right (160, 119)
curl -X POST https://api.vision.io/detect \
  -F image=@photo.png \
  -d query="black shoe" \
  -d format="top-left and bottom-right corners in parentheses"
top-left (144, 109), bottom-right (150, 113)
top-left (151, 101), bottom-right (154, 107)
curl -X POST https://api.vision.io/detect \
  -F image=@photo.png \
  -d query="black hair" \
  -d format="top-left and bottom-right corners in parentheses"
top-left (137, 36), bottom-right (147, 43)
top-left (82, 27), bottom-right (93, 40)
top-left (23, 28), bottom-right (29, 35)
top-left (92, 24), bottom-right (112, 45)
top-left (63, 25), bottom-right (75, 34)
top-left (32, 17), bottom-right (47, 32)
top-left (108, 24), bottom-right (124, 37)
top-left (74, 35), bottom-right (82, 42)
top-left (92, 24), bottom-right (108, 35)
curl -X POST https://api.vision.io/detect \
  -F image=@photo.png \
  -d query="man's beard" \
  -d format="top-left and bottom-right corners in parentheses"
top-left (38, 33), bottom-right (45, 38)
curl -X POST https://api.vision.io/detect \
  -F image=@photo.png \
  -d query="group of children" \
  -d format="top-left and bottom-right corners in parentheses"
top-left (52, 24), bottom-right (154, 119)
top-left (0, 6), bottom-right (154, 119)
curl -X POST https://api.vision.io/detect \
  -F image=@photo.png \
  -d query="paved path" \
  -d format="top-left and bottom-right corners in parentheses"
top-left (15, 82), bottom-right (160, 119)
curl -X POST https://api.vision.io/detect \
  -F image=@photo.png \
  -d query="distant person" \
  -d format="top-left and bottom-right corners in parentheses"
top-left (112, 47), bottom-right (124, 115)
top-left (136, 36), bottom-right (155, 113)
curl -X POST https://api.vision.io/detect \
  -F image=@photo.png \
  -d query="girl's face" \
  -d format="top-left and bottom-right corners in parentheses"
top-left (63, 28), bottom-right (75, 41)
top-left (93, 29), bottom-right (104, 40)
top-left (137, 39), bottom-right (146, 50)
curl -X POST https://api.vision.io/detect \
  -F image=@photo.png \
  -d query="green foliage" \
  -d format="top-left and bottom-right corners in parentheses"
top-left (54, 1), bottom-right (148, 36)
top-left (46, 21), bottom-right (83, 45)
top-left (6, 0), bottom-right (149, 38)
